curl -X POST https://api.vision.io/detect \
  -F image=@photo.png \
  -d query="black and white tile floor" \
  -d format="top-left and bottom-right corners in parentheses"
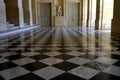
top-left (0, 27), bottom-right (120, 80)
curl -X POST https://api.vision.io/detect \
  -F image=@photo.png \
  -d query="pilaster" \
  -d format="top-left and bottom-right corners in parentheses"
top-left (18, 0), bottom-right (24, 28)
top-left (111, 0), bottom-right (120, 37)
top-left (0, 0), bottom-right (7, 31)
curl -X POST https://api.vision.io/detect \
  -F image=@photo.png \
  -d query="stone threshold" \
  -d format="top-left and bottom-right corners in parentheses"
top-left (0, 26), bottom-right (39, 39)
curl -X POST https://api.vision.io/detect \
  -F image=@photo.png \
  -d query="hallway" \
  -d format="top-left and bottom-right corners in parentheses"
top-left (0, 27), bottom-right (120, 80)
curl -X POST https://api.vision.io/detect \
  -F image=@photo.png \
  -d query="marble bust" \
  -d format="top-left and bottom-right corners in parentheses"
top-left (57, 6), bottom-right (62, 16)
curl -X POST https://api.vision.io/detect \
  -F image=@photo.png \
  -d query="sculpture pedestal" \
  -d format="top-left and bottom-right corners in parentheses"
top-left (55, 16), bottom-right (66, 27)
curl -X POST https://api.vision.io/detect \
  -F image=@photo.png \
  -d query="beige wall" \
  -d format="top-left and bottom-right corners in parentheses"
top-left (64, 0), bottom-right (82, 26)
top-left (111, 0), bottom-right (120, 37)
top-left (1, 0), bottom-right (119, 32)
top-left (38, 0), bottom-right (55, 26)
top-left (36, 0), bottom-right (83, 26)
top-left (5, 0), bottom-right (19, 25)
top-left (32, 0), bottom-right (37, 24)
top-left (22, 0), bottom-right (30, 25)
top-left (0, 0), bottom-right (7, 31)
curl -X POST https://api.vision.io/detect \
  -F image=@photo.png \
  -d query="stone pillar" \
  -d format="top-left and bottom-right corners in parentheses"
top-left (29, 0), bottom-right (33, 26)
top-left (79, 0), bottom-right (83, 26)
top-left (88, 0), bottom-right (93, 28)
top-left (22, 0), bottom-right (30, 26)
top-left (32, 0), bottom-right (37, 24)
top-left (35, 0), bottom-right (39, 25)
top-left (18, 0), bottom-right (24, 28)
top-left (86, 0), bottom-right (90, 27)
top-left (91, 0), bottom-right (97, 28)
top-left (95, 0), bottom-right (103, 30)
top-left (82, 0), bottom-right (88, 27)
top-left (0, 0), bottom-right (7, 31)
top-left (95, 0), bottom-right (100, 29)
top-left (5, 0), bottom-right (19, 26)
top-left (22, 0), bottom-right (33, 26)
top-left (111, 0), bottom-right (120, 38)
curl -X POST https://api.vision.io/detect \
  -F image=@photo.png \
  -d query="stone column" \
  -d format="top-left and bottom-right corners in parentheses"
top-left (29, 0), bottom-right (33, 26)
top-left (86, 0), bottom-right (90, 27)
top-left (79, 0), bottom-right (83, 26)
top-left (91, 0), bottom-right (97, 28)
top-left (36, 0), bottom-right (39, 25)
top-left (0, 0), bottom-right (7, 31)
top-left (22, 0), bottom-right (30, 26)
top-left (32, 0), bottom-right (37, 24)
top-left (5, 0), bottom-right (20, 26)
top-left (22, 0), bottom-right (33, 26)
top-left (18, 0), bottom-right (24, 28)
top-left (95, 0), bottom-right (100, 29)
top-left (111, 0), bottom-right (120, 38)
top-left (95, 0), bottom-right (103, 30)
top-left (82, 0), bottom-right (88, 27)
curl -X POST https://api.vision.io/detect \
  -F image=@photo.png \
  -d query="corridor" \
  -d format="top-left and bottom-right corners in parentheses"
top-left (0, 27), bottom-right (120, 80)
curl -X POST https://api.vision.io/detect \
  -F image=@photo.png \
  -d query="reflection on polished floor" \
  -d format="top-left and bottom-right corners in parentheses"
top-left (0, 27), bottom-right (120, 80)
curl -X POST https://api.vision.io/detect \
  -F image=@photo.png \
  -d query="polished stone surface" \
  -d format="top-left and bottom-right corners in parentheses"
top-left (0, 27), bottom-right (120, 80)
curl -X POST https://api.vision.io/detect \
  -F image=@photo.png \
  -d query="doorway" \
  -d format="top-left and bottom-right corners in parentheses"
top-left (66, 3), bottom-right (79, 26)
top-left (39, 3), bottom-right (51, 27)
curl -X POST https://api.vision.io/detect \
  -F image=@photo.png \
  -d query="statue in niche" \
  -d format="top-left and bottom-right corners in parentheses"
top-left (57, 6), bottom-right (62, 16)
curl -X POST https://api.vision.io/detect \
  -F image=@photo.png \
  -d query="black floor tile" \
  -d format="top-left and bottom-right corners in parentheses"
top-left (83, 61), bottom-right (109, 71)
top-left (53, 61), bottom-right (79, 71)
top-left (57, 49), bottom-right (72, 53)
top-left (113, 61), bottom-right (120, 67)
top-left (8, 46), bottom-right (18, 48)
top-left (0, 76), bottom-right (5, 80)
top-left (0, 62), bottom-right (17, 71)
top-left (30, 54), bottom-right (50, 60)
top-left (50, 73), bottom-right (86, 80)
top-left (15, 50), bottom-right (30, 53)
top-left (40, 46), bottom-right (51, 48)
top-left (79, 54), bottom-right (99, 60)
top-left (0, 50), bottom-right (10, 53)
top-left (36, 49), bottom-right (51, 53)
top-left (110, 54), bottom-right (120, 60)
top-left (11, 73), bottom-right (45, 80)
top-left (58, 46), bottom-right (70, 48)
top-left (22, 62), bottom-right (48, 71)
top-left (0, 27), bottom-right (120, 80)
top-left (90, 72), bottom-right (120, 80)
top-left (5, 55), bottom-right (25, 61)
top-left (55, 54), bottom-right (74, 60)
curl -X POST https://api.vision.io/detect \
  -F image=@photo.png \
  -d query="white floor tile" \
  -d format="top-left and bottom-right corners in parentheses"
top-left (66, 51), bottom-right (85, 56)
top-left (104, 66), bottom-right (120, 77)
top-left (33, 66), bottom-right (65, 80)
top-left (12, 58), bottom-right (36, 65)
top-left (44, 52), bottom-right (62, 56)
top-left (21, 52), bottom-right (40, 57)
top-left (69, 66), bottom-right (100, 79)
top-left (67, 57), bottom-right (91, 65)
top-left (94, 57), bottom-right (118, 65)
top-left (0, 67), bottom-right (30, 80)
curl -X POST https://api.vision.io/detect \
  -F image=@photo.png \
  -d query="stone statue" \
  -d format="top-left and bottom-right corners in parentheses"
top-left (57, 6), bottom-right (62, 16)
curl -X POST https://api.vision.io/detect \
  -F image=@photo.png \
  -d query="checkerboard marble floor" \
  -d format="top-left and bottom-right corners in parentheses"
top-left (0, 27), bottom-right (120, 80)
